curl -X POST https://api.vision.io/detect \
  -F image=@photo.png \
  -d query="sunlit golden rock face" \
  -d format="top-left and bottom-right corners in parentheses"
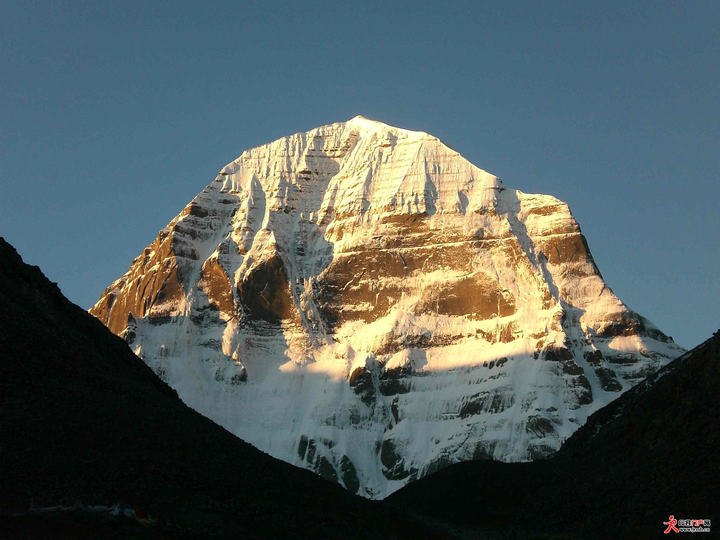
top-left (91, 117), bottom-right (684, 499)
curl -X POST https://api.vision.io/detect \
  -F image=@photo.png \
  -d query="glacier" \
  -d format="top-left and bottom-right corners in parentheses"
top-left (91, 116), bottom-right (684, 498)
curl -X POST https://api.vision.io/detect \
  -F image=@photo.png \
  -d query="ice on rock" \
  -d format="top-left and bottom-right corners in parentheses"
top-left (91, 117), bottom-right (684, 498)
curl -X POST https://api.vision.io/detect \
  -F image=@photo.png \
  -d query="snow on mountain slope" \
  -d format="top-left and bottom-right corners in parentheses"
top-left (91, 116), bottom-right (684, 498)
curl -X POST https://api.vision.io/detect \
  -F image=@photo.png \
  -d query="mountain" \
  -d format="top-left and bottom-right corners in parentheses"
top-left (387, 331), bottom-right (719, 538)
top-left (0, 238), bottom-right (437, 539)
top-left (90, 116), bottom-right (684, 498)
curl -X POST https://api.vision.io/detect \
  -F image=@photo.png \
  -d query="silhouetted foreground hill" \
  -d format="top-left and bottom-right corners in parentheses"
top-left (0, 238), bottom-right (439, 539)
top-left (388, 332), bottom-right (719, 538)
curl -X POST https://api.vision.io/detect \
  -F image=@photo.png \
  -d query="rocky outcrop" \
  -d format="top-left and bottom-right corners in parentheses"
top-left (91, 116), bottom-right (684, 498)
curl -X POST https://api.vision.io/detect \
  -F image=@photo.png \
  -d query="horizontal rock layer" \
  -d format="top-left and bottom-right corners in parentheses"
top-left (91, 116), bottom-right (684, 498)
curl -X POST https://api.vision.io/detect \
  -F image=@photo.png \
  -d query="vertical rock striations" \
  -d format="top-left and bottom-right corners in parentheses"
top-left (91, 116), bottom-right (684, 498)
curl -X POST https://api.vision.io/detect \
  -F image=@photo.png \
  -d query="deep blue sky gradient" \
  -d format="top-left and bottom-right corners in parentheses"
top-left (1, 1), bottom-right (718, 348)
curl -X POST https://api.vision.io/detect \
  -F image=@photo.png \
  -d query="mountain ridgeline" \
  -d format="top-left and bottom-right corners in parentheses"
top-left (90, 117), bottom-right (684, 497)
top-left (0, 237), bottom-right (436, 539)
top-left (388, 331), bottom-right (719, 538)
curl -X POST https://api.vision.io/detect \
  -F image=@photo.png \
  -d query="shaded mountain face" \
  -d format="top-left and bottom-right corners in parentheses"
top-left (387, 332), bottom-right (719, 538)
top-left (0, 238), bottom-right (436, 539)
top-left (90, 116), bottom-right (684, 498)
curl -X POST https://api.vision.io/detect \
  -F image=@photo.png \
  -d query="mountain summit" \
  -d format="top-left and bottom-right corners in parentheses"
top-left (91, 117), bottom-right (684, 498)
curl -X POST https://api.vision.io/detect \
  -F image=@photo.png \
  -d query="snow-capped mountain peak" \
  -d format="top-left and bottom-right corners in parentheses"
top-left (91, 117), bottom-right (683, 498)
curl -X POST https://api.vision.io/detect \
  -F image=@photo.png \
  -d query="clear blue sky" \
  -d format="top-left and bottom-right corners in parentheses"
top-left (1, 1), bottom-right (717, 349)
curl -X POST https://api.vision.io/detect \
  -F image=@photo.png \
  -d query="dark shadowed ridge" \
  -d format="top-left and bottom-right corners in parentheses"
top-left (388, 332), bottom-right (719, 538)
top-left (0, 238), bottom-right (442, 539)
